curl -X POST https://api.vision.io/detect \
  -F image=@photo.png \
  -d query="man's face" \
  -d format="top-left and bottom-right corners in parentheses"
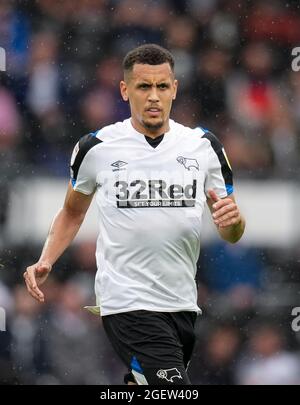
top-left (120, 63), bottom-right (178, 135)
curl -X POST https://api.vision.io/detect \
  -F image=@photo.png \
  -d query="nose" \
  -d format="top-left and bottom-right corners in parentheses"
top-left (148, 87), bottom-right (159, 103)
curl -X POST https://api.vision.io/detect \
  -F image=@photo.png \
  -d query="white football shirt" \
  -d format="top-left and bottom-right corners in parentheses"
top-left (70, 118), bottom-right (233, 316)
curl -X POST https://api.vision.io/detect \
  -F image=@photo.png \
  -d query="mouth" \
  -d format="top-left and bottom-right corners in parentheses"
top-left (145, 107), bottom-right (162, 117)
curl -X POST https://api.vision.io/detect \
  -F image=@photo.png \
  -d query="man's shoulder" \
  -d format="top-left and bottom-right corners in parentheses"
top-left (71, 120), bottom-right (130, 166)
top-left (172, 121), bottom-right (223, 148)
top-left (84, 119), bottom-right (130, 143)
top-left (171, 120), bottom-right (207, 139)
top-left (74, 119), bottom-right (130, 152)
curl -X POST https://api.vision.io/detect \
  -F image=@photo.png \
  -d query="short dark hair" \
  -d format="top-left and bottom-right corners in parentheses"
top-left (123, 44), bottom-right (175, 73)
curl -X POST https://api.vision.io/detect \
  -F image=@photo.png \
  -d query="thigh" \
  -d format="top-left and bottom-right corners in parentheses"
top-left (170, 311), bottom-right (198, 368)
top-left (102, 310), bottom-right (193, 385)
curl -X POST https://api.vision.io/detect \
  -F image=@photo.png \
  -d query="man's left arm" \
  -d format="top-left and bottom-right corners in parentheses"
top-left (207, 189), bottom-right (245, 244)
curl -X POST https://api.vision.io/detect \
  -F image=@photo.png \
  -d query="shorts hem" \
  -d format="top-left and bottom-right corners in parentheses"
top-left (101, 306), bottom-right (201, 316)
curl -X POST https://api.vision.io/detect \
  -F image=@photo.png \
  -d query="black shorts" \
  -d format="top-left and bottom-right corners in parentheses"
top-left (102, 310), bottom-right (197, 385)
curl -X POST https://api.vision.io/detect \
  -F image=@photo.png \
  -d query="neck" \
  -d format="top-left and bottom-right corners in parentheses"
top-left (130, 117), bottom-right (169, 139)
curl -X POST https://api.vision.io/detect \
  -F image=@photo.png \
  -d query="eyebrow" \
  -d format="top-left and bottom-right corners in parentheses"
top-left (135, 81), bottom-right (171, 87)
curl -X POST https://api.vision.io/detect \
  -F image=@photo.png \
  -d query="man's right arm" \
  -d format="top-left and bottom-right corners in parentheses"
top-left (23, 181), bottom-right (94, 302)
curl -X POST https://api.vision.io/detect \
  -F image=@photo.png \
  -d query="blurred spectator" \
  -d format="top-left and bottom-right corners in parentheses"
top-left (220, 123), bottom-right (274, 177)
top-left (44, 280), bottom-right (121, 384)
top-left (190, 323), bottom-right (242, 385)
top-left (0, 85), bottom-right (21, 149)
top-left (198, 241), bottom-right (263, 311)
top-left (193, 48), bottom-right (230, 128)
top-left (10, 286), bottom-right (47, 384)
top-left (165, 16), bottom-right (197, 91)
top-left (236, 323), bottom-right (300, 385)
top-left (94, 56), bottom-right (130, 121)
top-left (110, 0), bottom-right (165, 55)
top-left (0, 83), bottom-right (21, 229)
top-left (227, 41), bottom-right (297, 175)
top-left (0, 0), bottom-right (30, 78)
top-left (208, 1), bottom-right (240, 50)
top-left (243, 0), bottom-right (300, 45)
top-left (286, 72), bottom-right (300, 127)
top-left (171, 96), bottom-right (199, 128)
top-left (81, 88), bottom-right (117, 131)
top-left (0, 280), bottom-right (14, 315)
top-left (27, 31), bottom-right (60, 117)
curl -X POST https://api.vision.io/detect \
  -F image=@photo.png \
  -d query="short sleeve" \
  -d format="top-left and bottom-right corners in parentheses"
top-left (203, 131), bottom-right (233, 198)
top-left (70, 133), bottom-right (102, 195)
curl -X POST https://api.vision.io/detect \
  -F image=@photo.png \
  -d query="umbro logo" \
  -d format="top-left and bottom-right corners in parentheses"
top-left (111, 160), bottom-right (128, 171)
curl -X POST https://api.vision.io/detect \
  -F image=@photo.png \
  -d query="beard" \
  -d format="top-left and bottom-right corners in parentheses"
top-left (142, 118), bottom-right (164, 132)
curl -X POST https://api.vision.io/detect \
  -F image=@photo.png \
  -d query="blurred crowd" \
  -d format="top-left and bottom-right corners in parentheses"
top-left (1, 0), bottom-right (300, 385)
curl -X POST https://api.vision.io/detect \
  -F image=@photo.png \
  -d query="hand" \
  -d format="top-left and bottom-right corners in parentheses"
top-left (23, 262), bottom-right (52, 302)
top-left (208, 189), bottom-right (241, 229)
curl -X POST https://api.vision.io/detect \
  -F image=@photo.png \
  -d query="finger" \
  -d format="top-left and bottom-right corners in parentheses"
top-left (26, 267), bottom-right (39, 290)
top-left (23, 271), bottom-right (33, 289)
top-left (208, 189), bottom-right (220, 204)
top-left (212, 198), bottom-right (233, 211)
top-left (24, 270), bottom-right (45, 301)
top-left (213, 203), bottom-right (236, 219)
top-left (26, 284), bottom-right (42, 301)
top-left (24, 272), bottom-right (42, 300)
top-left (31, 289), bottom-right (44, 302)
top-left (30, 282), bottom-right (44, 301)
top-left (24, 270), bottom-right (35, 290)
top-left (214, 210), bottom-right (239, 225)
top-left (218, 215), bottom-right (241, 228)
top-left (24, 277), bottom-right (44, 302)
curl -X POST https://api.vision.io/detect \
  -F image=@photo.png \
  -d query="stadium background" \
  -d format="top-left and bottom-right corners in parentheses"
top-left (0, 0), bottom-right (300, 384)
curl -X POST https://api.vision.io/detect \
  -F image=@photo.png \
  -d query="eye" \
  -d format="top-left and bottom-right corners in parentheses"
top-left (158, 83), bottom-right (169, 89)
top-left (138, 83), bottom-right (150, 89)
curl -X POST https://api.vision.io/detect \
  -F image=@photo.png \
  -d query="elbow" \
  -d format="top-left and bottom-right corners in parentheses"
top-left (63, 206), bottom-right (86, 224)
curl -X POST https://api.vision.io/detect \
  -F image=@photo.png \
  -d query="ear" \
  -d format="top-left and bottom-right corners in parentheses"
top-left (120, 81), bottom-right (129, 101)
top-left (172, 79), bottom-right (178, 100)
